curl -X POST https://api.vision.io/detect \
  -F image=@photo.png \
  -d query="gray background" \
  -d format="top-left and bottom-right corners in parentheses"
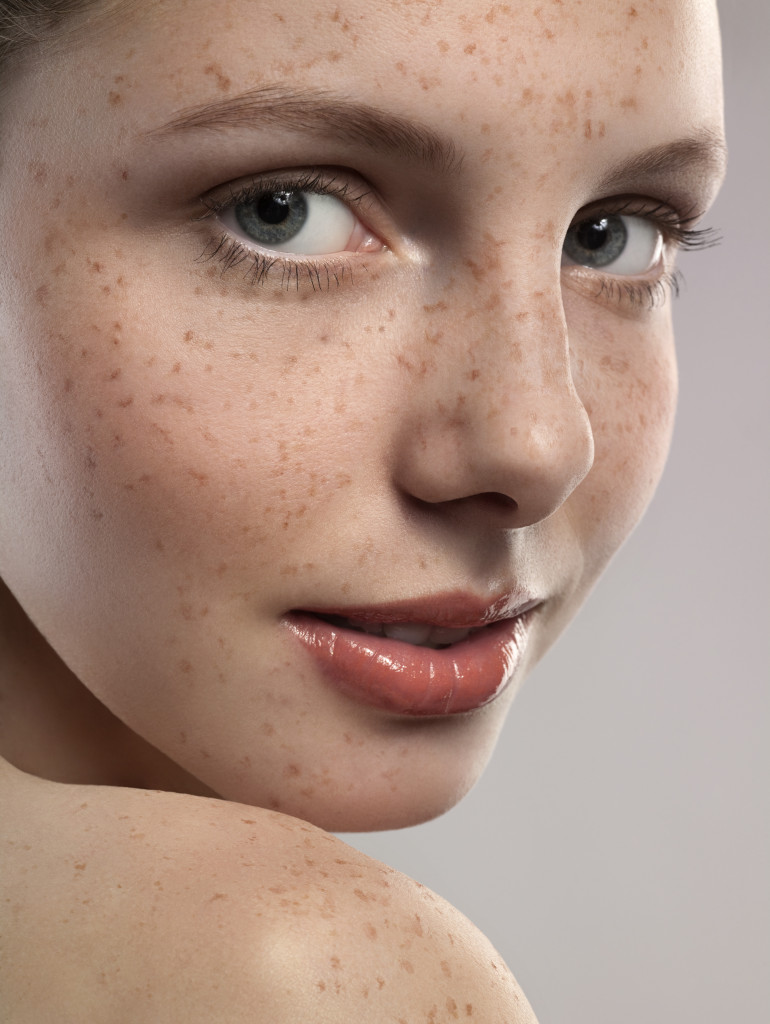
top-left (342, 4), bottom-right (769, 1021)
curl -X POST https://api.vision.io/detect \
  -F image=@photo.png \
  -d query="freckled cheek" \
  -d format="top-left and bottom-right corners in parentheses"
top-left (17, 289), bottom-right (382, 561)
top-left (573, 324), bottom-right (677, 554)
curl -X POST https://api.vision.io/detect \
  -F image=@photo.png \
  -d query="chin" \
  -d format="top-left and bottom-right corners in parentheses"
top-left (281, 783), bottom-right (479, 834)
top-left (214, 741), bottom-right (493, 834)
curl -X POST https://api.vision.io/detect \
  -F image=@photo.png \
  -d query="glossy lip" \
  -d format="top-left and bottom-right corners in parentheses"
top-left (284, 591), bottom-right (540, 716)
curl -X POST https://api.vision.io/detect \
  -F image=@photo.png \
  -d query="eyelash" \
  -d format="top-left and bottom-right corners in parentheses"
top-left (576, 197), bottom-right (720, 310)
top-left (196, 169), bottom-right (372, 291)
top-left (195, 173), bottom-right (720, 307)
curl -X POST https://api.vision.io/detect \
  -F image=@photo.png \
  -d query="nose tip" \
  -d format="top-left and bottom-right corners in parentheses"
top-left (395, 381), bottom-right (594, 529)
top-left (505, 399), bottom-right (595, 526)
top-left (391, 264), bottom-right (596, 532)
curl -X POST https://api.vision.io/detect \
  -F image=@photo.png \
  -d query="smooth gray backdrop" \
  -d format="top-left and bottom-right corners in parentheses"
top-left (342, 4), bottom-right (769, 1021)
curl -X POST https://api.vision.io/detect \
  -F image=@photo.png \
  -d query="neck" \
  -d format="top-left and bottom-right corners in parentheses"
top-left (0, 578), bottom-right (214, 796)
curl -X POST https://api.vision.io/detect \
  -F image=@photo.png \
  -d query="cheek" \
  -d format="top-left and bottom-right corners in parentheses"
top-left (0, 251), bottom-right (381, 607)
top-left (569, 308), bottom-right (678, 565)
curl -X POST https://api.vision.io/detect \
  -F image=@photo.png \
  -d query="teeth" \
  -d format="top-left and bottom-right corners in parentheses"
top-left (342, 618), bottom-right (474, 648)
top-left (348, 619), bottom-right (384, 636)
top-left (382, 623), bottom-right (433, 645)
top-left (427, 626), bottom-right (472, 646)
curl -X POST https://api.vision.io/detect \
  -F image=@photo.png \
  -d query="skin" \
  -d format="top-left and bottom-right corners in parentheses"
top-left (0, 0), bottom-right (724, 1019)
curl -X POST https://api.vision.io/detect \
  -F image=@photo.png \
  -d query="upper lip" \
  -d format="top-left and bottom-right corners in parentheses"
top-left (295, 589), bottom-right (541, 630)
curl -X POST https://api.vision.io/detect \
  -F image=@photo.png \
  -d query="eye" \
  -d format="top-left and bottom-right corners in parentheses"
top-left (219, 188), bottom-right (366, 256)
top-left (562, 213), bottom-right (663, 275)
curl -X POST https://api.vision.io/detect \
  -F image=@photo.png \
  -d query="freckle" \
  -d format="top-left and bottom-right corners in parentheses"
top-left (285, 763), bottom-right (301, 777)
top-left (464, 42), bottom-right (476, 54)
top-left (179, 659), bottom-right (193, 674)
top-left (584, 119), bottom-right (592, 139)
top-left (376, 976), bottom-right (386, 989)
top-left (29, 160), bottom-right (47, 183)
top-left (620, 96), bottom-right (638, 110)
top-left (465, 1005), bottom-right (473, 1017)
top-left (400, 959), bottom-right (414, 974)
top-left (447, 997), bottom-right (459, 1018)
top-left (108, 91), bottom-right (122, 105)
top-left (74, 862), bottom-right (86, 871)
top-left (441, 960), bottom-right (452, 977)
top-left (437, 39), bottom-right (449, 53)
top-left (204, 63), bottom-right (231, 91)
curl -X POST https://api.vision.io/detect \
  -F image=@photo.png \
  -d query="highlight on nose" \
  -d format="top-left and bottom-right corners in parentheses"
top-left (393, 371), bottom-right (595, 530)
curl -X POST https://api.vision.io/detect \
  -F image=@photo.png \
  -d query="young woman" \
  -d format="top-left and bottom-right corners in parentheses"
top-left (0, 0), bottom-right (726, 1019)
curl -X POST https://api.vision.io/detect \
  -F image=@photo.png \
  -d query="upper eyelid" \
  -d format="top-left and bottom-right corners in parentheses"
top-left (569, 195), bottom-right (720, 250)
top-left (197, 167), bottom-right (377, 219)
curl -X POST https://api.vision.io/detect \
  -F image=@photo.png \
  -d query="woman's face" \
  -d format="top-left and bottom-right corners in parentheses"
top-left (0, 0), bottom-right (724, 829)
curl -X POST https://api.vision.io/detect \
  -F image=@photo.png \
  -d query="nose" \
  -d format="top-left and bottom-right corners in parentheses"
top-left (392, 285), bottom-right (594, 530)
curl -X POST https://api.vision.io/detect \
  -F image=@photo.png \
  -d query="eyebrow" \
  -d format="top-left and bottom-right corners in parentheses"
top-left (146, 85), bottom-right (726, 198)
top-left (596, 127), bottom-right (728, 200)
top-left (145, 84), bottom-right (462, 175)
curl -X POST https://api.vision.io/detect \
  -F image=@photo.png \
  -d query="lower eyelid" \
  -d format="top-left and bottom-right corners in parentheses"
top-left (196, 230), bottom-right (370, 293)
top-left (561, 261), bottom-right (681, 313)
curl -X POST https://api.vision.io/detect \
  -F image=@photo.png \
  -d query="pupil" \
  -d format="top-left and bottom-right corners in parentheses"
top-left (233, 190), bottom-right (308, 248)
top-left (257, 192), bottom-right (292, 225)
top-left (576, 218), bottom-right (609, 251)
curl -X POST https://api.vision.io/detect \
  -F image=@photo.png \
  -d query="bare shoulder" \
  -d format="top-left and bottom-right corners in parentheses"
top-left (1, 764), bottom-right (537, 1023)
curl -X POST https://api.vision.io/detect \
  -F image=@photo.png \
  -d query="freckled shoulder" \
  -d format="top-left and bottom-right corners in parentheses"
top-left (1, 768), bottom-right (537, 1023)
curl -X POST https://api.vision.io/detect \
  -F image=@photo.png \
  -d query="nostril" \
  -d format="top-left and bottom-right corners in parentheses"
top-left (477, 492), bottom-right (518, 513)
top-left (406, 490), bottom-right (519, 517)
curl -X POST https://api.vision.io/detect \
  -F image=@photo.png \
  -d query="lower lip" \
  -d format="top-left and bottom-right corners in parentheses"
top-left (284, 612), bottom-right (534, 716)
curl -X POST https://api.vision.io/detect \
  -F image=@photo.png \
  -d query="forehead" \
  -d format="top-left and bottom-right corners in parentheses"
top-left (63, 0), bottom-right (722, 132)
top-left (6, 0), bottom-right (724, 218)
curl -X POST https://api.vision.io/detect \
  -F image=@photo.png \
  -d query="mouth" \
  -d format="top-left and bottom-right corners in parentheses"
top-left (284, 591), bottom-right (540, 717)
top-left (316, 615), bottom-right (482, 650)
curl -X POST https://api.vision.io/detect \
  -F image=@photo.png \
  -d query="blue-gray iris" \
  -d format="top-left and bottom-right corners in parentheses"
top-left (564, 214), bottom-right (628, 268)
top-left (235, 191), bottom-right (308, 246)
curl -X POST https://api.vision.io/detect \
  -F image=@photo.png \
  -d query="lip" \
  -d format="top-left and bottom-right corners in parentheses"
top-left (284, 591), bottom-right (540, 716)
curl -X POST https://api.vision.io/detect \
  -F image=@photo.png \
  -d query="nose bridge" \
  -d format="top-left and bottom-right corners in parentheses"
top-left (393, 268), bottom-right (595, 527)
